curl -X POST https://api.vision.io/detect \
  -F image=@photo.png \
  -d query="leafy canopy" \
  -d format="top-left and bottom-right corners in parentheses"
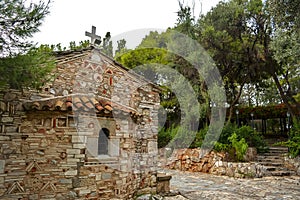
top-left (0, 0), bottom-right (54, 90)
top-left (0, 0), bottom-right (50, 56)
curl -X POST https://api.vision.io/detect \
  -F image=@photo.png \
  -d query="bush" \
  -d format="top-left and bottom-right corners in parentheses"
top-left (277, 120), bottom-right (300, 158)
top-left (158, 125), bottom-right (196, 149)
top-left (158, 123), bottom-right (267, 157)
top-left (158, 127), bottom-right (173, 148)
top-left (213, 142), bottom-right (230, 152)
top-left (228, 132), bottom-right (248, 161)
top-left (234, 126), bottom-right (267, 153)
top-left (190, 126), bottom-right (208, 148)
top-left (218, 123), bottom-right (237, 144)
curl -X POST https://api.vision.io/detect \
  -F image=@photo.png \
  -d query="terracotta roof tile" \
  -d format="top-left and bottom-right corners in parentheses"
top-left (32, 102), bottom-right (40, 110)
top-left (95, 104), bottom-right (104, 112)
top-left (66, 101), bottom-right (72, 110)
top-left (55, 100), bottom-right (64, 110)
top-left (22, 94), bottom-right (139, 116)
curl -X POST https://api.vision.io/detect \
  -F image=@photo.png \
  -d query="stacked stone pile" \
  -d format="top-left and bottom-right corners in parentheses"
top-left (284, 156), bottom-right (300, 175)
top-left (165, 148), bottom-right (266, 178)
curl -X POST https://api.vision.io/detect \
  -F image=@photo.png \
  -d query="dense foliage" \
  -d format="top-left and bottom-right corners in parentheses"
top-left (0, 45), bottom-right (54, 89)
top-left (0, 0), bottom-right (50, 56)
top-left (277, 120), bottom-right (300, 158)
top-left (159, 123), bottom-right (267, 161)
top-left (0, 0), bottom-right (54, 89)
top-left (117, 0), bottom-right (299, 157)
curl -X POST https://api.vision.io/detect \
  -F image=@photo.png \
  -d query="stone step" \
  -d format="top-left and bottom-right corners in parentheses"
top-left (257, 143), bottom-right (293, 177)
top-left (270, 170), bottom-right (295, 176)
top-left (268, 148), bottom-right (288, 153)
top-left (257, 157), bottom-right (283, 162)
top-left (257, 158), bottom-right (284, 163)
top-left (269, 146), bottom-right (288, 149)
top-left (259, 162), bottom-right (284, 167)
top-left (268, 150), bottom-right (288, 154)
top-left (264, 166), bottom-right (277, 171)
top-left (257, 155), bottom-right (283, 159)
top-left (260, 152), bottom-right (285, 157)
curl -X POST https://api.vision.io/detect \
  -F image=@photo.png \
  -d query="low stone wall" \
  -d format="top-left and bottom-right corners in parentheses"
top-left (284, 156), bottom-right (300, 175)
top-left (164, 149), bottom-right (266, 178)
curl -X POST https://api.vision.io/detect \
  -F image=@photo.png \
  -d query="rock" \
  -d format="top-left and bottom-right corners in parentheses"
top-left (164, 195), bottom-right (189, 200)
top-left (136, 194), bottom-right (152, 200)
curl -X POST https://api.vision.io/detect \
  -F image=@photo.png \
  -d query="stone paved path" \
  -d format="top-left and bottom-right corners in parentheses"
top-left (160, 169), bottom-right (300, 200)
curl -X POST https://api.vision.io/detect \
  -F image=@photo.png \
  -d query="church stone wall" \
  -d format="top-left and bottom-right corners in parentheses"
top-left (0, 86), bottom-right (160, 199)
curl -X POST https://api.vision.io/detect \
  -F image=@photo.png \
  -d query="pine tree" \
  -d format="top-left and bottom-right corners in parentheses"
top-left (0, 0), bottom-right (54, 89)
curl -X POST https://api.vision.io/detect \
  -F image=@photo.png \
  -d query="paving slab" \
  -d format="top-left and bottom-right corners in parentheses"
top-left (159, 169), bottom-right (300, 200)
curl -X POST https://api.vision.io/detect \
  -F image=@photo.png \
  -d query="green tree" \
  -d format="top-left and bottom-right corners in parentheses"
top-left (267, 0), bottom-right (300, 119)
top-left (114, 39), bottom-right (128, 57)
top-left (0, 0), bottom-right (54, 89)
top-left (196, 0), bottom-right (300, 119)
top-left (101, 32), bottom-right (113, 57)
top-left (0, 0), bottom-right (50, 56)
top-left (0, 45), bottom-right (54, 89)
top-left (197, 0), bottom-right (278, 122)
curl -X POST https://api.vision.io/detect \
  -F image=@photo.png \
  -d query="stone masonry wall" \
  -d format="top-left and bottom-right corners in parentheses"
top-left (284, 156), bottom-right (300, 175)
top-left (165, 149), bottom-right (266, 178)
top-left (0, 89), bottom-right (159, 199)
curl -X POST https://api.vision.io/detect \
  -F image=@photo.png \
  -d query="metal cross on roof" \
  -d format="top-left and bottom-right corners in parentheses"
top-left (85, 26), bottom-right (101, 45)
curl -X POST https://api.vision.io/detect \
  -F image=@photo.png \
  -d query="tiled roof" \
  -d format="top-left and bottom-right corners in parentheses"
top-left (22, 94), bottom-right (140, 116)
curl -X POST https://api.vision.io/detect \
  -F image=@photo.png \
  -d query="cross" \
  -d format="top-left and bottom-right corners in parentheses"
top-left (85, 26), bottom-right (101, 45)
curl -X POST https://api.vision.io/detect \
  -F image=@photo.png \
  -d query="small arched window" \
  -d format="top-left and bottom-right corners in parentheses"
top-left (98, 128), bottom-right (110, 155)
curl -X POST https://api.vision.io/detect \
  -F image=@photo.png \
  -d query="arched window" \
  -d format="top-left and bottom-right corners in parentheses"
top-left (98, 128), bottom-right (110, 155)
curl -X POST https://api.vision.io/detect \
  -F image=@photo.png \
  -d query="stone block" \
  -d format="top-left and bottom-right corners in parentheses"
top-left (86, 137), bottom-right (97, 157)
top-left (0, 136), bottom-right (10, 140)
top-left (75, 154), bottom-right (85, 159)
top-left (156, 173), bottom-right (171, 194)
top-left (72, 136), bottom-right (86, 143)
top-left (148, 141), bottom-right (157, 154)
top-left (28, 194), bottom-right (39, 200)
top-left (65, 170), bottom-right (78, 176)
top-left (73, 144), bottom-right (85, 149)
top-left (95, 173), bottom-right (102, 181)
top-left (77, 131), bottom-right (94, 136)
top-left (59, 178), bottom-right (73, 184)
top-left (5, 126), bottom-right (18, 133)
top-left (67, 149), bottom-right (81, 155)
top-left (67, 158), bottom-right (80, 163)
top-left (101, 173), bottom-right (112, 180)
top-left (109, 139), bottom-right (120, 157)
top-left (78, 188), bottom-right (91, 196)
top-left (1, 117), bottom-right (13, 123)
top-left (0, 160), bottom-right (5, 173)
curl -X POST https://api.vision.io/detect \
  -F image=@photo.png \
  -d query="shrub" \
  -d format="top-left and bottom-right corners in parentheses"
top-left (158, 127), bottom-right (173, 148)
top-left (218, 123), bottom-right (237, 144)
top-left (213, 142), bottom-right (230, 152)
top-left (190, 126), bottom-right (208, 148)
top-left (228, 132), bottom-right (248, 161)
top-left (158, 125), bottom-right (196, 149)
top-left (235, 126), bottom-right (267, 153)
top-left (277, 120), bottom-right (300, 158)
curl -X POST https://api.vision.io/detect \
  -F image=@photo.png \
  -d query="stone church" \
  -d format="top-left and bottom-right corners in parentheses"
top-left (0, 35), bottom-right (161, 199)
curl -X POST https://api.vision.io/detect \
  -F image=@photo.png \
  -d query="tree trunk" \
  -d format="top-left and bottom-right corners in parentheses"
top-left (272, 73), bottom-right (300, 120)
top-left (226, 83), bottom-right (244, 125)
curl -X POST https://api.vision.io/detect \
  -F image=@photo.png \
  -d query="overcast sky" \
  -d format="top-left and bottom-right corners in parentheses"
top-left (33, 0), bottom-right (221, 49)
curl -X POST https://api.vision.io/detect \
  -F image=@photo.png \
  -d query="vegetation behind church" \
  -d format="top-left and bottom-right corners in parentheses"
top-left (0, 0), bottom-right (55, 90)
top-left (116, 0), bottom-right (300, 158)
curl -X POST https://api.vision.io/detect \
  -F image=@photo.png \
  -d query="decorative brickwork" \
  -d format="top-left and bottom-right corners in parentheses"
top-left (0, 46), bottom-right (160, 199)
